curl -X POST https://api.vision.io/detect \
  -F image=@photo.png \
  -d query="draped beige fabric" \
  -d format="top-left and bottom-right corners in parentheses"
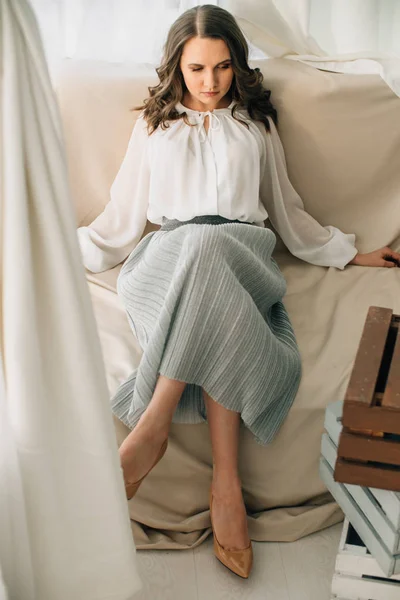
top-left (55, 57), bottom-right (400, 549)
top-left (0, 1), bottom-right (142, 596)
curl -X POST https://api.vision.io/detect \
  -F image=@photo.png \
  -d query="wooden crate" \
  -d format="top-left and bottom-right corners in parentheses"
top-left (335, 306), bottom-right (400, 491)
top-left (330, 519), bottom-right (400, 600)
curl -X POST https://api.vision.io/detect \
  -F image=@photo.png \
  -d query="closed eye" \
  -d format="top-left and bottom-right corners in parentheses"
top-left (191, 65), bottom-right (231, 72)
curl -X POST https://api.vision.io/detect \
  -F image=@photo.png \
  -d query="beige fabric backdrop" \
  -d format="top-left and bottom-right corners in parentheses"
top-left (54, 58), bottom-right (400, 549)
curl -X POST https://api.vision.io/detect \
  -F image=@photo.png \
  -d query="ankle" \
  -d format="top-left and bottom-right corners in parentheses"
top-left (135, 412), bottom-right (170, 441)
top-left (212, 472), bottom-right (242, 495)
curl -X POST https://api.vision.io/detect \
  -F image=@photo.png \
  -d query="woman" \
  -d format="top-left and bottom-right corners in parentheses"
top-left (77, 4), bottom-right (400, 579)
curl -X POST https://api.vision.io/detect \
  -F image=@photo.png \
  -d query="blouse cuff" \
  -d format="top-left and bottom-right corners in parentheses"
top-left (291, 226), bottom-right (358, 270)
top-left (328, 228), bottom-right (358, 270)
top-left (317, 227), bottom-right (358, 270)
top-left (77, 227), bottom-right (119, 273)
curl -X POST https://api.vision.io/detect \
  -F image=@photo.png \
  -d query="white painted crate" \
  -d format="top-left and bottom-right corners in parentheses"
top-left (320, 457), bottom-right (400, 576)
top-left (332, 574), bottom-right (400, 600)
top-left (324, 401), bottom-right (400, 531)
top-left (322, 433), bottom-right (400, 554)
top-left (330, 519), bottom-right (400, 600)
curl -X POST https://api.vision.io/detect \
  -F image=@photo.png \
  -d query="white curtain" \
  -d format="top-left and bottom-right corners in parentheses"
top-left (230, 0), bottom-right (400, 97)
top-left (30, 0), bottom-right (400, 97)
top-left (0, 1), bottom-right (142, 598)
top-left (31, 0), bottom-right (266, 65)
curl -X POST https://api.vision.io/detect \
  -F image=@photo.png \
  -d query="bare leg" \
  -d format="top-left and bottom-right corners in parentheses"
top-left (119, 375), bottom-right (186, 484)
top-left (204, 389), bottom-right (250, 550)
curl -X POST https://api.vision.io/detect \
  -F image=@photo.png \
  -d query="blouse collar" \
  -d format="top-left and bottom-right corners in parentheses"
top-left (175, 99), bottom-right (236, 116)
top-left (174, 99), bottom-right (248, 143)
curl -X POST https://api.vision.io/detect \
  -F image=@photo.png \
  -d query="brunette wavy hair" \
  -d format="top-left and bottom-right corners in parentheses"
top-left (134, 4), bottom-right (277, 134)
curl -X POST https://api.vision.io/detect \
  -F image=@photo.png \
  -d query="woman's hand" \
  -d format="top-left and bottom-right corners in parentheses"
top-left (348, 246), bottom-right (400, 268)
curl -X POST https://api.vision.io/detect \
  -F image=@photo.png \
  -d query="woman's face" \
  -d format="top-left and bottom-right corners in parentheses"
top-left (179, 36), bottom-right (234, 111)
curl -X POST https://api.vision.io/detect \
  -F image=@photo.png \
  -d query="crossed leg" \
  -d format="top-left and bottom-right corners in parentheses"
top-left (119, 375), bottom-right (250, 549)
top-left (119, 375), bottom-right (186, 483)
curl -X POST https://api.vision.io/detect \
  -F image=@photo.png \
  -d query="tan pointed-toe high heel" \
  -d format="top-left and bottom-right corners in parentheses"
top-left (209, 488), bottom-right (253, 579)
top-left (124, 438), bottom-right (168, 501)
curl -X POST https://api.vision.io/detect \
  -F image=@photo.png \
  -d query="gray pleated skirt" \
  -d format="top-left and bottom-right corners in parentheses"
top-left (111, 215), bottom-right (302, 446)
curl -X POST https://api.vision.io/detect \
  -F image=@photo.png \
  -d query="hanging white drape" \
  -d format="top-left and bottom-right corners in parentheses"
top-left (0, 1), bottom-right (142, 598)
top-left (229, 0), bottom-right (400, 97)
top-left (30, 0), bottom-right (400, 98)
top-left (29, 0), bottom-right (267, 65)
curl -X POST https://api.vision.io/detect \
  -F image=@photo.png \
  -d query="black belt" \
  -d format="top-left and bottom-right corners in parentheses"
top-left (160, 215), bottom-right (255, 231)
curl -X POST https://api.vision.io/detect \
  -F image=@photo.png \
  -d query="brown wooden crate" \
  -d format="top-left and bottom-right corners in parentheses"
top-left (342, 307), bottom-right (400, 437)
top-left (335, 306), bottom-right (400, 489)
top-left (338, 431), bottom-right (400, 466)
top-left (344, 306), bottom-right (393, 409)
top-left (334, 458), bottom-right (400, 492)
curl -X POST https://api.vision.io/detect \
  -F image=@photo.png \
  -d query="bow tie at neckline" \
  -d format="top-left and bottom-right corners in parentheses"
top-left (175, 100), bottom-right (236, 142)
top-left (197, 111), bottom-right (221, 142)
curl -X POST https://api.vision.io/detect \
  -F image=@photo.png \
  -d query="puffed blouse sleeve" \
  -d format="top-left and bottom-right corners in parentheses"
top-left (76, 114), bottom-right (150, 273)
top-left (259, 116), bottom-right (358, 269)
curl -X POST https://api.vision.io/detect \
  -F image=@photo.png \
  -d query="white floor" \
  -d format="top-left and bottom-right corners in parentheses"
top-left (133, 522), bottom-right (342, 600)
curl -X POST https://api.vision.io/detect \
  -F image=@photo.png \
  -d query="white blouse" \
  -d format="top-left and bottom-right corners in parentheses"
top-left (77, 100), bottom-right (358, 273)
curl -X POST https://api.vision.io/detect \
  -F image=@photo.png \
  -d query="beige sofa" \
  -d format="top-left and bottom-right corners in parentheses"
top-left (54, 58), bottom-right (400, 550)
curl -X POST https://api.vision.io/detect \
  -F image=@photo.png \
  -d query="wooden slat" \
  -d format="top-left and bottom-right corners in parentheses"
top-left (344, 306), bottom-right (393, 412)
top-left (338, 431), bottom-right (400, 466)
top-left (382, 319), bottom-right (400, 410)
top-left (334, 458), bottom-right (400, 492)
top-left (347, 422), bottom-right (384, 437)
top-left (341, 405), bottom-right (400, 435)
